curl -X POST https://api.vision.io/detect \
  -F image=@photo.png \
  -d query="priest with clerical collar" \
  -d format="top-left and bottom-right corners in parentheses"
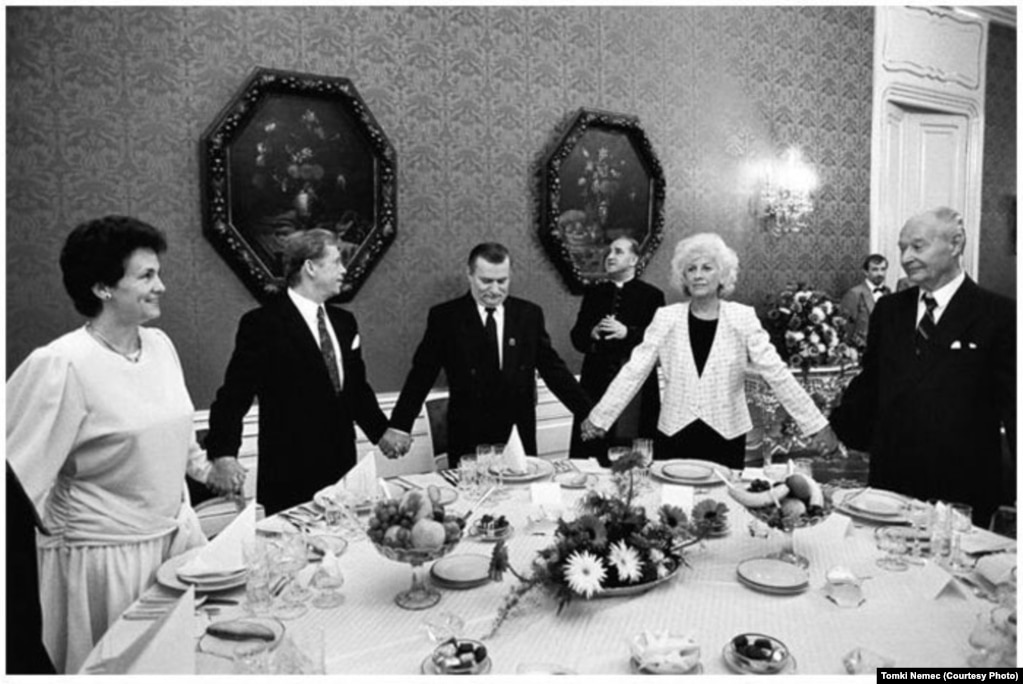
top-left (568, 237), bottom-right (665, 464)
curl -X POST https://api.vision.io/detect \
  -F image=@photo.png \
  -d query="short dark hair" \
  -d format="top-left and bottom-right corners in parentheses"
top-left (60, 216), bottom-right (167, 317)
top-left (467, 242), bottom-right (510, 272)
top-left (614, 237), bottom-right (640, 256)
top-left (281, 229), bottom-right (340, 287)
top-left (862, 253), bottom-right (887, 271)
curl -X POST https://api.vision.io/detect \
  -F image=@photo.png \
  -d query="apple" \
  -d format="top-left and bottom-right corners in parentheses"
top-left (411, 518), bottom-right (447, 550)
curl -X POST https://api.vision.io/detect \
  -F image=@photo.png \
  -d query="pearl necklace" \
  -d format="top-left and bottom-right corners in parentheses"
top-left (86, 323), bottom-right (142, 363)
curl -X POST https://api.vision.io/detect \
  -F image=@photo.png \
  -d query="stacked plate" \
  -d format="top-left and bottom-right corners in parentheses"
top-left (156, 547), bottom-right (248, 593)
top-left (651, 460), bottom-right (728, 487)
top-left (430, 554), bottom-right (491, 590)
top-left (735, 557), bottom-right (809, 595)
top-left (490, 457), bottom-right (555, 483)
top-left (835, 488), bottom-right (910, 524)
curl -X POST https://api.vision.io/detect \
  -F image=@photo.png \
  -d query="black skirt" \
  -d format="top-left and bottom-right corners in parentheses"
top-left (655, 419), bottom-right (746, 469)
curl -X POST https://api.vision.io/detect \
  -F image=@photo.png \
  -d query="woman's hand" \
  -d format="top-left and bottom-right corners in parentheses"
top-left (807, 425), bottom-right (845, 458)
top-left (580, 418), bottom-right (606, 441)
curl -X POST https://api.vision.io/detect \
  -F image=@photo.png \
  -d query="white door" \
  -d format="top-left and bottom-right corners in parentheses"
top-left (876, 103), bottom-right (973, 289)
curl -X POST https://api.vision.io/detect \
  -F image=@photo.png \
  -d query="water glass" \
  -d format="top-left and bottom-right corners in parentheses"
top-left (458, 456), bottom-right (480, 499)
top-left (906, 500), bottom-right (933, 558)
top-left (874, 526), bottom-right (909, 572)
top-left (947, 503), bottom-right (974, 573)
top-left (310, 557), bottom-right (345, 609)
top-left (929, 500), bottom-right (952, 561)
top-left (242, 539), bottom-right (273, 615)
top-left (792, 458), bottom-right (814, 478)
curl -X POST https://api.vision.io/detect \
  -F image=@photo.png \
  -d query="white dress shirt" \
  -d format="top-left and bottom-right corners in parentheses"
top-left (476, 302), bottom-right (505, 369)
top-left (917, 271), bottom-right (965, 326)
top-left (288, 288), bottom-right (344, 389)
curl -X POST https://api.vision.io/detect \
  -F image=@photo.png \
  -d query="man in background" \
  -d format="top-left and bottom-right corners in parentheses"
top-left (381, 242), bottom-right (591, 467)
top-left (830, 208), bottom-right (1015, 525)
top-left (839, 253), bottom-right (890, 350)
top-left (205, 229), bottom-right (392, 514)
top-left (568, 237), bottom-right (664, 464)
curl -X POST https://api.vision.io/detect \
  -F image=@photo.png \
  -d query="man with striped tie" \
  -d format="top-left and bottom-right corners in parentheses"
top-left (830, 208), bottom-right (1016, 525)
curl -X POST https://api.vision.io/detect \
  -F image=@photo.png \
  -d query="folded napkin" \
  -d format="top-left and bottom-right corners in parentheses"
top-left (629, 630), bottom-right (701, 674)
top-left (86, 587), bottom-right (196, 674)
top-left (961, 528), bottom-right (1017, 556)
top-left (178, 501), bottom-right (255, 579)
top-left (343, 452), bottom-right (378, 500)
top-left (976, 552), bottom-right (1016, 586)
top-left (574, 458), bottom-right (604, 473)
top-left (502, 425), bottom-right (529, 474)
top-left (916, 561), bottom-right (968, 601)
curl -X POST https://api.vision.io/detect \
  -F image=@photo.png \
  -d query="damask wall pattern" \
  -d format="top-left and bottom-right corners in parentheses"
top-left (7, 6), bottom-right (876, 404)
top-left (978, 22), bottom-right (1016, 300)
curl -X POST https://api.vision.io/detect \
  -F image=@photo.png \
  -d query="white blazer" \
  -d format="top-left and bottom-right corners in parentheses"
top-left (589, 301), bottom-right (828, 440)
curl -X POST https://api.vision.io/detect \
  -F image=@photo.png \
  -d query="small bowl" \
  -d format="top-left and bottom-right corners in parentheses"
top-left (725, 633), bottom-right (791, 674)
top-left (628, 630), bottom-right (701, 674)
top-left (429, 638), bottom-right (490, 675)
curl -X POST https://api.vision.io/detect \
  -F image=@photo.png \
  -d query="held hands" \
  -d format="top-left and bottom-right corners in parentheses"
top-left (807, 425), bottom-right (846, 458)
top-left (207, 457), bottom-right (247, 497)
top-left (579, 418), bottom-right (607, 442)
top-left (378, 428), bottom-right (412, 459)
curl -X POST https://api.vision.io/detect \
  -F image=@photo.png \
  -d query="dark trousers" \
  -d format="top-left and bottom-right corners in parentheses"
top-left (655, 420), bottom-right (746, 469)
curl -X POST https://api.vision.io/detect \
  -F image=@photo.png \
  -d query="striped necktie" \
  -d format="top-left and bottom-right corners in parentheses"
top-left (914, 293), bottom-right (938, 357)
top-left (317, 307), bottom-right (343, 393)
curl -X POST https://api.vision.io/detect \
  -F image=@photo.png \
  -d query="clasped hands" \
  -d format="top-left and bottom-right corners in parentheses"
top-left (591, 316), bottom-right (627, 341)
top-left (378, 428), bottom-right (412, 459)
top-left (579, 418), bottom-right (606, 442)
top-left (207, 457), bottom-right (247, 497)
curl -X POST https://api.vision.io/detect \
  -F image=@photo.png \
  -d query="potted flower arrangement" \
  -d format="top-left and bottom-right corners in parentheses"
top-left (483, 453), bottom-right (727, 638)
top-left (762, 282), bottom-right (859, 372)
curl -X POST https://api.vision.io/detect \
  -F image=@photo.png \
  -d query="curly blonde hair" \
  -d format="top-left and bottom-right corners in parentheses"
top-left (670, 232), bottom-right (739, 297)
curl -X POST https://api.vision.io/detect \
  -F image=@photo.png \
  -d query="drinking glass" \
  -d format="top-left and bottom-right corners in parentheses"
top-left (929, 499), bottom-right (952, 561)
top-left (792, 458), bottom-right (814, 478)
top-left (906, 500), bottom-right (933, 558)
top-left (422, 611), bottom-right (465, 643)
top-left (476, 445), bottom-right (499, 506)
top-left (458, 456), bottom-right (479, 500)
top-left (242, 539), bottom-right (273, 615)
top-left (310, 557), bottom-right (345, 609)
top-left (874, 526), bottom-right (909, 572)
top-left (632, 438), bottom-right (654, 492)
top-left (947, 503), bottom-right (974, 573)
top-left (272, 532), bottom-right (310, 619)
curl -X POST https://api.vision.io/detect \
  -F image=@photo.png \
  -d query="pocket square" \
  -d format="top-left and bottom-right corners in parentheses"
top-left (950, 341), bottom-right (962, 349)
top-left (352, 334), bottom-right (360, 350)
top-left (968, 342), bottom-right (977, 350)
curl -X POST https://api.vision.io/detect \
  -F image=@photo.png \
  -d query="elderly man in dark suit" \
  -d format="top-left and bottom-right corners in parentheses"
top-left (205, 229), bottom-right (391, 515)
top-left (830, 208), bottom-right (1015, 525)
top-left (568, 237), bottom-right (664, 464)
top-left (381, 242), bottom-right (592, 467)
top-left (839, 253), bottom-right (890, 350)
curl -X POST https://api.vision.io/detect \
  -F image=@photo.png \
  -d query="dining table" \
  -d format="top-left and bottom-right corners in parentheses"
top-left (80, 460), bottom-right (1016, 674)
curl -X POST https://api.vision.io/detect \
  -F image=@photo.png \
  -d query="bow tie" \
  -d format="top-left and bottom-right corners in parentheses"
top-left (872, 287), bottom-right (886, 294)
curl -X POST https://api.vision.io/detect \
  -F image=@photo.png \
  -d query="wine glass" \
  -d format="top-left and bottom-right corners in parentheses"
top-left (272, 532), bottom-right (310, 619)
top-left (874, 526), bottom-right (909, 572)
top-left (310, 554), bottom-right (345, 609)
top-left (476, 445), bottom-right (499, 507)
top-left (242, 539), bottom-right (273, 615)
top-left (632, 438), bottom-right (654, 492)
top-left (458, 456), bottom-right (479, 499)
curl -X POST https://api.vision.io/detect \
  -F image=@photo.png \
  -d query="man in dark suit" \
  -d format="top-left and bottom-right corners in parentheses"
top-left (838, 253), bottom-right (890, 350)
top-left (205, 229), bottom-right (390, 515)
top-left (569, 237), bottom-right (664, 464)
top-left (381, 242), bottom-right (592, 467)
top-left (830, 208), bottom-right (1015, 525)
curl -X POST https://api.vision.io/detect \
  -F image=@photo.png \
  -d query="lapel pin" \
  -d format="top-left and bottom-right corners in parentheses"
top-left (509, 338), bottom-right (516, 347)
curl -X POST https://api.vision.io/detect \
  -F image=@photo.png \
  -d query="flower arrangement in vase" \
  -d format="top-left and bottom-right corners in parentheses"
top-left (762, 283), bottom-right (859, 372)
top-left (483, 453), bottom-right (727, 638)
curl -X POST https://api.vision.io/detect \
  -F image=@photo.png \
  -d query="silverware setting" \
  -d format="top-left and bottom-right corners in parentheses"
top-left (438, 470), bottom-right (460, 487)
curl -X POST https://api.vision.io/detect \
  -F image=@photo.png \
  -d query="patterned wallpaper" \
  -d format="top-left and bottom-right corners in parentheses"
top-left (6, 6), bottom-right (879, 405)
top-left (978, 22), bottom-right (1016, 300)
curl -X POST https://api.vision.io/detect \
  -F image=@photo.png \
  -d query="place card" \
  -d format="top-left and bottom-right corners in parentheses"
top-left (915, 561), bottom-right (967, 601)
top-left (661, 484), bottom-right (694, 510)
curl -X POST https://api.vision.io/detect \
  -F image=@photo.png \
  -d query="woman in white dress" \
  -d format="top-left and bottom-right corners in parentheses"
top-left (6, 216), bottom-right (245, 673)
top-left (580, 233), bottom-right (840, 467)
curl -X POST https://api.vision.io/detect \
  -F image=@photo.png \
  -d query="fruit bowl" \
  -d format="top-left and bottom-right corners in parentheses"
top-left (370, 539), bottom-right (463, 610)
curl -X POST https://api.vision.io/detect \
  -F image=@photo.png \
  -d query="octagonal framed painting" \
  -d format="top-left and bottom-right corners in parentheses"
top-left (201, 67), bottom-right (397, 302)
top-left (539, 108), bottom-right (665, 293)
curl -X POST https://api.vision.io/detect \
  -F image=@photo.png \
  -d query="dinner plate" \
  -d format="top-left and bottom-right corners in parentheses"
top-left (430, 554), bottom-right (491, 589)
top-left (197, 617), bottom-right (285, 660)
top-left (835, 490), bottom-right (911, 525)
top-left (156, 547), bottom-right (248, 593)
top-left (489, 457), bottom-right (555, 483)
top-left (736, 574), bottom-right (809, 596)
top-left (736, 557), bottom-right (809, 591)
top-left (312, 484), bottom-right (373, 513)
top-left (845, 489), bottom-right (907, 517)
top-left (651, 460), bottom-right (728, 486)
top-left (554, 471), bottom-right (595, 489)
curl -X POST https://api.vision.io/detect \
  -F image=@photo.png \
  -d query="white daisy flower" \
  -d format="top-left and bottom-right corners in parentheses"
top-left (564, 550), bottom-right (606, 598)
top-left (608, 541), bottom-right (644, 583)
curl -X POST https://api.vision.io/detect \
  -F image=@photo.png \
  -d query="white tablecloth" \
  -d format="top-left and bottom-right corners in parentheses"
top-left (82, 471), bottom-right (1010, 674)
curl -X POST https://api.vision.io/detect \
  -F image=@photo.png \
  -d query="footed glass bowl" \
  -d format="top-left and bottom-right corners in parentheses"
top-left (371, 539), bottom-right (462, 610)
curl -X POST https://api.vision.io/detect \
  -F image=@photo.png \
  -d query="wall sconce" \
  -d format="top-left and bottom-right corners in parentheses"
top-left (755, 147), bottom-right (818, 236)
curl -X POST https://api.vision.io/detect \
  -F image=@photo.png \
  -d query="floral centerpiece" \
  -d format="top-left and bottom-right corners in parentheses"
top-left (483, 453), bottom-right (727, 638)
top-left (762, 283), bottom-right (859, 371)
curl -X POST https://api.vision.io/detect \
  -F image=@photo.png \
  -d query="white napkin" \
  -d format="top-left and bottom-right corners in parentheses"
top-left (502, 425), bottom-right (529, 474)
top-left (343, 453), bottom-right (378, 499)
top-left (629, 630), bottom-right (701, 674)
top-left (739, 467), bottom-right (765, 481)
top-left (976, 552), bottom-right (1016, 586)
top-left (960, 528), bottom-right (1017, 556)
top-left (178, 501), bottom-right (254, 578)
top-left (661, 484), bottom-right (694, 510)
top-left (575, 458), bottom-right (604, 473)
top-left (86, 587), bottom-right (197, 674)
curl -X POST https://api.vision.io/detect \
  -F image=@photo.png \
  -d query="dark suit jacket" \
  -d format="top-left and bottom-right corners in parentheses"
top-left (389, 294), bottom-right (591, 465)
top-left (205, 295), bottom-right (388, 515)
top-left (839, 281), bottom-right (889, 348)
top-left (568, 279), bottom-right (664, 461)
top-left (830, 278), bottom-right (1015, 523)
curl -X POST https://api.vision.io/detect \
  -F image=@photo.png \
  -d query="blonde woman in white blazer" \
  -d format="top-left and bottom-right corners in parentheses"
top-left (581, 233), bottom-right (839, 467)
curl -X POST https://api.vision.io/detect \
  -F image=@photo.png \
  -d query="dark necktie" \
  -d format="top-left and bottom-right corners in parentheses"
top-left (317, 307), bottom-right (342, 393)
top-left (484, 307), bottom-right (500, 371)
top-left (914, 294), bottom-right (938, 357)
